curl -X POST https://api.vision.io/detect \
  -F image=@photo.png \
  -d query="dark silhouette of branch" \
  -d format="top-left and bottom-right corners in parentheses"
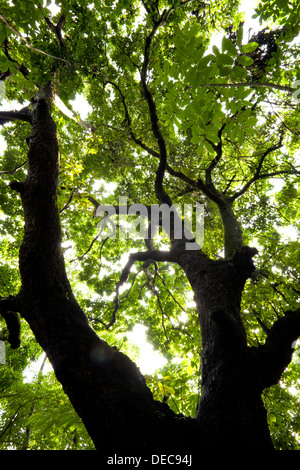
top-left (205, 123), bottom-right (226, 188)
top-left (140, 11), bottom-right (172, 207)
top-left (53, 94), bottom-right (95, 132)
top-left (0, 106), bottom-right (33, 125)
top-left (0, 38), bottom-right (29, 81)
top-left (249, 308), bottom-right (300, 391)
top-left (0, 296), bottom-right (21, 349)
top-left (38, 4), bottom-right (66, 49)
top-left (106, 79), bottom-right (160, 159)
top-left (230, 134), bottom-right (285, 200)
top-left (198, 82), bottom-right (295, 93)
top-left (59, 187), bottom-right (78, 213)
top-left (0, 160), bottom-right (27, 175)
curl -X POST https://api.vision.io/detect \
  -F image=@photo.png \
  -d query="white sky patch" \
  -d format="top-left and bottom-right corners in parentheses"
top-left (92, 178), bottom-right (117, 196)
top-left (208, 0), bottom-right (260, 52)
top-left (70, 94), bottom-right (93, 121)
top-left (240, 0), bottom-right (260, 31)
top-left (44, 0), bottom-right (61, 16)
top-left (23, 353), bottom-right (53, 382)
top-left (277, 225), bottom-right (299, 242)
top-left (127, 324), bottom-right (167, 374)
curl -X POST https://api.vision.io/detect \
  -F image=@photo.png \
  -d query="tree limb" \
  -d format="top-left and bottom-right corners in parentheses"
top-left (140, 11), bottom-right (172, 207)
top-left (53, 94), bottom-right (95, 131)
top-left (0, 296), bottom-right (21, 349)
top-left (0, 107), bottom-right (33, 125)
top-left (0, 13), bottom-right (71, 65)
top-left (105, 80), bottom-right (160, 158)
top-left (230, 134), bottom-right (285, 200)
top-left (249, 308), bottom-right (300, 391)
top-left (0, 38), bottom-right (29, 81)
top-left (38, 4), bottom-right (66, 49)
top-left (119, 250), bottom-right (178, 287)
top-left (99, 250), bottom-right (177, 329)
top-left (0, 160), bottom-right (27, 175)
top-left (205, 123), bottom-right (226, 188)
top-left (199, 82), bottom-right (295, 94)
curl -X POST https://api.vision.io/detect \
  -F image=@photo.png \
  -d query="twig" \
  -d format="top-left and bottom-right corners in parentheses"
top-left (231, 134), bottom-right (285, 200)
top-left (105, 79), bottom-right (159, 158)
top-left (0, 160), bottom-right (27, 175)
top-left (59, 187), bottom-right (78, 213)
top-left (99, 250), bottom-right (178, 329)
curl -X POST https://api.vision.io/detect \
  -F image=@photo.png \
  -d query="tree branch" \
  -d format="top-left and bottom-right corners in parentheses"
top-left (119, 250), bottom-right (178, 286)
top-left (38, 4), bottom-right (66, 49)
top-left (0, 160), bottom-right (27, 175)
top-left (0, 38), bottom-right (30, 81)
top-left (0, 107), bottom-right (33, 125)
top-left (0, 13), bottom-right (71, 65)
top-left (99, 250), bottom-right (178, 329)
top-left (105, 80), bottom-right (159, 158)
top-left (0, 296), bottom-right (21, 349)
top-left (53, 94), bottom-right (95, 132)
top-left (249, 308), bottom-right (300, 391)
top-left (230, 134), bottom-right (285, 200)
top-left (205, 123), bottom-right (226, 188)
top-left (198, 82), bottom-right (295, 94)
top-left (140, 11), bottom-right (172, 207)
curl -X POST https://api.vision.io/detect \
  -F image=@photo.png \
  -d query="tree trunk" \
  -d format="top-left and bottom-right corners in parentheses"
top-left (7, 86), bottom-right (200, 454)
top-left (178, 248), bottom-right (274, 451)
top-left (2, 85), bottom-right (287, 454)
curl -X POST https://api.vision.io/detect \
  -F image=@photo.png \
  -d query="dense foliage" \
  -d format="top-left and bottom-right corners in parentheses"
top-left (0, 0), bottom-right (299, 450)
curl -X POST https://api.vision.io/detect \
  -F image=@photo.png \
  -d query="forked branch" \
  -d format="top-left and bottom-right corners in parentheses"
top-left (231, 133), bottom-right (285, 200)
top-left (100, 250), bottom-right (178, 328)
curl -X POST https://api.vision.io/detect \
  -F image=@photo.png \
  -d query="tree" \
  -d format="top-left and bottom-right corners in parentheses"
top-left (0, 0), bottom-right (299, 454)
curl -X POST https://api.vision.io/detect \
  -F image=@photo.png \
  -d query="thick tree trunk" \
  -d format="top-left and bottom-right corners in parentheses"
top-left (178, 248), bottom-right (274, 451)
top-left (4, 84), bottom-right (299, 454)
top-left (7, 86), bottom-right (199, 454)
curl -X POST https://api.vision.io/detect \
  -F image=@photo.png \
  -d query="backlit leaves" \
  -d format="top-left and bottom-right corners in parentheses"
top-left (0, 0), bottom-right (299, 450)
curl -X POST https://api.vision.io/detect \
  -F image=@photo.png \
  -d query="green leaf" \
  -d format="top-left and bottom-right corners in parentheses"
top-left (212, 45), bottom-right (220, 56)
top-left (0, 26), bottom-right (7, 43)
top-left (237, 24), bottom-right (244, 48)
top-left (204, 140), bottom-right (215, 153)
top-left (236, 55), bottom-right (254, 66)
top-left (222, 37), bottom-right (238, 57)
top-left (217, 53), bottom-right (234, 66)
top-left (241, 42), bottom-right (259, 53)
top-left (197, 54), bottom-right (215, 68)
top-left (231, 65), bottom-right (248, 79)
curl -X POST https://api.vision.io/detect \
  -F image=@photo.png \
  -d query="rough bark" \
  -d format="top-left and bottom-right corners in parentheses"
top-left (176, 247), bottom-right (274, 450)
top-left (2, 85), bottom-right (200, 454)
top-left (1, 83), bottom-right (299, 454)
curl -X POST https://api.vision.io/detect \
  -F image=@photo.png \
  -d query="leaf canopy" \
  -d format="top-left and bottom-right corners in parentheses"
top-left (0, 0), bottom-right (299, 450)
